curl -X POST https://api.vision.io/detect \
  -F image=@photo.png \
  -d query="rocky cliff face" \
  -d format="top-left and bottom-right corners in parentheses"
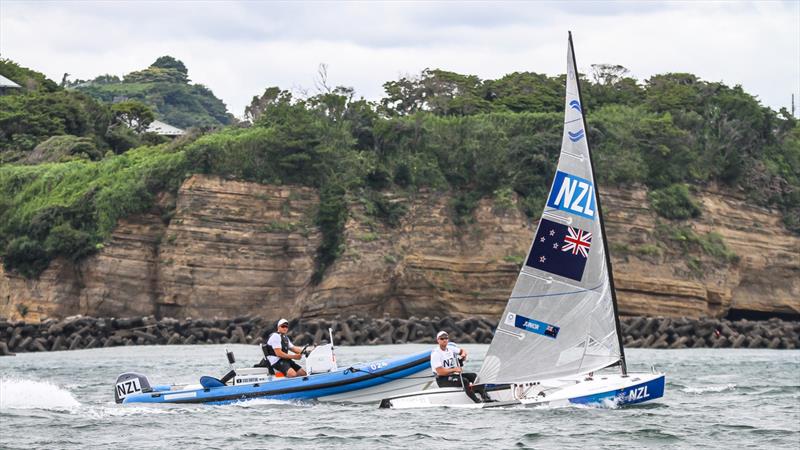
top-left (304, 190), bottom-right (531, 320)
top-left (2, 175), bottom-right (797, 321)
top-left (154, 176), bottom-right (320, 319)
top-left (606, 186), bottom-right (799, 318)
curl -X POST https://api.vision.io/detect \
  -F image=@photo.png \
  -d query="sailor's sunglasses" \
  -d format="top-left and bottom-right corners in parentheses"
top-left (279, 324), bottom-right (289, 328)
top-left (438, 336), bottom-right (449, 340)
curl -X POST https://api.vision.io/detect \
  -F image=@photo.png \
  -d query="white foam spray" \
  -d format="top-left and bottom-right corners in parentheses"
top-left (0, 377), bottom-right (80, 411)
top-left (682, 383), bottom-right (736, 394)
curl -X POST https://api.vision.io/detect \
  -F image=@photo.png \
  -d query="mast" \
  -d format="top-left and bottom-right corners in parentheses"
top-left (568, 31), bottom-right (627, 375)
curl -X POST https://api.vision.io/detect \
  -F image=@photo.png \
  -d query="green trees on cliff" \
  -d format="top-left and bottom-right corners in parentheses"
top-left (0, 58), bottom-right (193, 276)
top-left (73, 56), bottom-right (233, 129)
top-left (0, 60), bottom-right (111, 163)
top-left (1, 59), bottom-right (798, 279)
top-left (0, 60), bottom-right (172, 163)
top-left (153, 71), bottom-right (800, 278)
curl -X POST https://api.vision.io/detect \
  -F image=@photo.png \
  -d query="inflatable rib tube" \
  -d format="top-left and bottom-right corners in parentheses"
top-left (115, 348), bottom-right (432, 406)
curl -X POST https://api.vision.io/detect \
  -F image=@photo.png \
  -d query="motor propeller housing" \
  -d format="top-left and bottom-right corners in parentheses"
top-left (114, 372), bottom-right (151, 403)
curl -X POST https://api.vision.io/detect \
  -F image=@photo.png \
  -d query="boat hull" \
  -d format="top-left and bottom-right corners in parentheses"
top-left (379, 372), bottom-right (665, 409)
top-left (121, 351), bottom-right (432, 405)
top-left (566, 372), bottom-right (665, 406)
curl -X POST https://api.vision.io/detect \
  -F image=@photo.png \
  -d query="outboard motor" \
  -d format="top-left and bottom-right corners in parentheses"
top-left (114, 372), bottom-right (151, 404)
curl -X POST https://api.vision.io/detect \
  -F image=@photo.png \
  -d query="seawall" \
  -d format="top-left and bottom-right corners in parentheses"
top-left (1, 315), bottom-right (797, 356)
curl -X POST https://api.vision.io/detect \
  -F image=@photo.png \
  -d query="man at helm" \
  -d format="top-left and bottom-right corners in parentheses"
top-left (264, 319), bottom-right (308, 378)
top-left (430, 330), bottom-right (491, 402)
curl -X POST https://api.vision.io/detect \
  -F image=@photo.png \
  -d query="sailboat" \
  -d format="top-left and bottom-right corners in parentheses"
top-left (379, 33), bottom-right (666, 409)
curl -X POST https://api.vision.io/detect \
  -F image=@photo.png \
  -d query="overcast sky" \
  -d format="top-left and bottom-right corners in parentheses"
top-left (1, 1), bottom-right (798, 118)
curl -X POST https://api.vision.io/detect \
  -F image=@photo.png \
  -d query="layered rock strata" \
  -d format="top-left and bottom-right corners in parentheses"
top-left (1, 175), bottom-right (797, 321)
top-left (155, 176), bottom-right (320, 319)
top-left (607, 186), bottom-right (799, 318)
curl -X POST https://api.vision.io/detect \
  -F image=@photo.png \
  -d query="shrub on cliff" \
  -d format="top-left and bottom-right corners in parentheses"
top-left (0, 89), bottom-right (112, 162)
top-left (3, 237), bottom-right (48, 278)
top-left (365, 191), bottom-right (407, 228)
top-left (44, 223), bottom-right (94, 261)
top-left (25, 135), bottom-right (104, 164)
top-left (185, 127), bottom-right (280, 182)
top-left (0, 146), bottom-right (189, 277)
top-left (313, 183), bottom-right (348, 283)
top-left (648, 184), bottom-right (702, 220)
top-left (656, 223), bottom-right (739, 268)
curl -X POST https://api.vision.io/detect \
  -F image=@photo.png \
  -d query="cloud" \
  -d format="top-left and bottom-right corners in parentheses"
top-left (1, 0), bottom-right (797, 118)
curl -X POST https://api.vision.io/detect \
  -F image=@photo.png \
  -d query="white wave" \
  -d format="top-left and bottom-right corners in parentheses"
top-left (682, 383), bottom-right (736, 394)
top-left (81, 404), bottom-right (185, 418)
top-left (225, 397), bottom-right (308, 408)
top-left (598, 396), bottom-right (622, 409)
top-left (0, 377), bottom-right (80, 411)
top-left (85, 397), bottom-right (302, 416)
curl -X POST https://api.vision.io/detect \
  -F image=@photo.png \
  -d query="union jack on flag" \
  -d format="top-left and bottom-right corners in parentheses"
top-left (562, 227), bottom-right (592, 258)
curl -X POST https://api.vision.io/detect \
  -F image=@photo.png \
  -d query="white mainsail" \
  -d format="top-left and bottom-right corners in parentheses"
top-left (477, 34), bottom-right (624, 385)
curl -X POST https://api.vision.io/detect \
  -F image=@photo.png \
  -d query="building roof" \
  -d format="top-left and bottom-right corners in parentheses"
top-left (0, 74), bottom-right (22, 88)
top-left (147, 119), bottom-right (185, 136)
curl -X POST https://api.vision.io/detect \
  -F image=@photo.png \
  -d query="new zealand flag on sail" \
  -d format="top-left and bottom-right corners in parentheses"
top-left (525, 218), bottom-right (593, 282)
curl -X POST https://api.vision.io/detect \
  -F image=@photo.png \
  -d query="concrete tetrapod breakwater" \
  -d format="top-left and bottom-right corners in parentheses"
top-left (0, 315), bottom-right (798, 356)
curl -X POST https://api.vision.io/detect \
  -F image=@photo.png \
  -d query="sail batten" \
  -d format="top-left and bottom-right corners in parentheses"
top-left (477, 33), bottom-right (622, 385)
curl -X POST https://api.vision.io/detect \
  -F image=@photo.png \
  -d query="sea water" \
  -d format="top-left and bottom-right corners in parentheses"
top-left (1, 344), bottom-right (798, 449)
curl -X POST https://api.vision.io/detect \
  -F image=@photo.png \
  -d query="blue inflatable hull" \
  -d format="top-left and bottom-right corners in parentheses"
top-left (122, 351), bottom-right (431, 405)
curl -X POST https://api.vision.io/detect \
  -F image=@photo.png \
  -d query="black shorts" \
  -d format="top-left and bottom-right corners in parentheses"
top-left (273, 359), bottom-right (302, 374)
top-left (436, 372), bottom-right (477, 388)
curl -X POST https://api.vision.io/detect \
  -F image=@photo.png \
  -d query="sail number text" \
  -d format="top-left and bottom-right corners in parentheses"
top-left (547, 170), bottom-right (596, 220)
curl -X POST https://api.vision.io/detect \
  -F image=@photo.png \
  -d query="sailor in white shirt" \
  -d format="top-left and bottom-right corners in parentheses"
top-left (262, 318), bottom-right (308, 378)
top-left (430, 330), bottom-right (490, 403)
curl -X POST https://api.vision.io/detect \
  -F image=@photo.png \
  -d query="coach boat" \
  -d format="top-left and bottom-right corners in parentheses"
top-left (115, 336), bottom-right (433, 405)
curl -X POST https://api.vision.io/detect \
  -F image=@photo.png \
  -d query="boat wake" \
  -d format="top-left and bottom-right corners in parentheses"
top-left (225, 397), bottom-right (306, 409)
top-left (0, 377), bottom-right (80, 411)
top-left (682, 383), bottom-right (736, 394)
top-left (0, 377), bottom-right (205, 417)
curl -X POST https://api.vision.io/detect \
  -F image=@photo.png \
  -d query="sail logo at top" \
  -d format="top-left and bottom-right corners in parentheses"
top-left (546, 170), bottom-right (596, 219)
top-left (568, 129), bottom-right (585, 142)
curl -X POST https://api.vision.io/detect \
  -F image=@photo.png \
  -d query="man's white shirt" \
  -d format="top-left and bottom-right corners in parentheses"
top-left (430, 343), bottom-right (460, 375)
top-left (267, 333), bottom-right (293, 365)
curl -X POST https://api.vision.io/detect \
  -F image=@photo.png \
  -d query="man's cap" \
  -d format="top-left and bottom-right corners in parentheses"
top-left (436, 330), bottom-right (449, 339)
top-left (277, 318), bottom-right (289, 327)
